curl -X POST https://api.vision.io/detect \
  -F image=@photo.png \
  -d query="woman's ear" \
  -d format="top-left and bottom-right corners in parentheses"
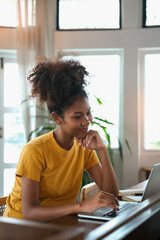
top-left (51, 112), bottom-right (63, 125)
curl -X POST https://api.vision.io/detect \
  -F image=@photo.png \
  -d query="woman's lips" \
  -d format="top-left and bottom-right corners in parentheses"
top-left (80, 128), bottom-right (88, 133)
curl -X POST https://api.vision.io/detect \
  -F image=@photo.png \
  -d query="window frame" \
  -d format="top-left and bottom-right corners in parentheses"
top-left (143, 0), bottom-right (160, 28)
top-left (0, 50), bottom-right (22, 196)
top-left (56, 0), bottom-right (122, 31)
top-left (138, 49), bottom-right (160, 167)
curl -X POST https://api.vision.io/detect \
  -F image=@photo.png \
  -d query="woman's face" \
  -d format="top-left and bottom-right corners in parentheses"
top-left (61, 97), bottom-right (93, 139)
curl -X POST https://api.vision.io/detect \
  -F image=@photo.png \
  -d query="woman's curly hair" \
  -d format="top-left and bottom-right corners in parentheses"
top-left (27, 59), bottom-right (89, 117)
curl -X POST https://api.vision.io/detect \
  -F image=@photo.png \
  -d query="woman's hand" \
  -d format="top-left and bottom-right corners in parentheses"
top-left (76, 129), bottom-right (119, 198)
top-left (76, 130), bottom-right (105, 151)
top-left (79, 191), bottom-right (119, 213)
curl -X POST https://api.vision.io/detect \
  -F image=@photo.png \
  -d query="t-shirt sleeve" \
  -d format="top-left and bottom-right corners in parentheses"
top-left (84, 149), bottom-right (99, 170)
top-left (16, 143), bottom-right (45, 182)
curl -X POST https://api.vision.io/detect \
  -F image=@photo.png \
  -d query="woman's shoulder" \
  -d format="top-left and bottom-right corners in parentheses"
top-left (23, 131), bottom-right (53, 153)
top-left (28, 131), bottom-right (53, 145)
top-left (18, 132), bottom-right (54, 167)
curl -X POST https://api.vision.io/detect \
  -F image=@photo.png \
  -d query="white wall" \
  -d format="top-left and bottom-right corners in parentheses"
top-left (1, 0), bottom-right (160, 188)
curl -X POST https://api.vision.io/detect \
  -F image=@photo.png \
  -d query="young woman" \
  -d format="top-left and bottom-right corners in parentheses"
top-left (4, 59), bottom-right (119, 221)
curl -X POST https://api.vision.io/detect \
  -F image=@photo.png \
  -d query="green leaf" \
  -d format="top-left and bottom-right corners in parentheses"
top-left (105, 132), bottom-right (111, 145)
top-left (125, 139), bottom-right (132, 155)
top-left (93, 117), bottom-right (114, 126)
top-left (91, 121), bottom-right (108, 130)
top-left (118, 139), bottom-right (123, 160)
top-left (95, 96), bottom-right (103, 105)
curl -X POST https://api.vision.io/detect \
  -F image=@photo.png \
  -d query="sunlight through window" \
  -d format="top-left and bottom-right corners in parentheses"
top-left (144, 54), bottom-right (160, 149)
top-left (145, 0), bottom-right (160, 27)
top-left (58, 0), bottom-right (120, 30)
top-left (0, 0), bottom-right (17, 27)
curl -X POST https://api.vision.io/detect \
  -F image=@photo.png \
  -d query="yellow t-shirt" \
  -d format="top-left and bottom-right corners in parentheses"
top-left (4, 131), bottom-right (99, 219)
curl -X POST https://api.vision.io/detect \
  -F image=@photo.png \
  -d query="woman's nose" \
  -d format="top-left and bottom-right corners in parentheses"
top-left (81, 116), bottom-right (91, 126)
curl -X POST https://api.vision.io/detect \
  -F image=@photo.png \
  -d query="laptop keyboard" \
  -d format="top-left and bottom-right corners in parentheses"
top-left (103, 202), bottom-right (137, 217)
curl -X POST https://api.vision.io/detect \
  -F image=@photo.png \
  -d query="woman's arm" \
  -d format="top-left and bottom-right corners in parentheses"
top-left (77, 130), bottom-right (119, 196)
top-left (21, 176), bottom-right (79, 221)
top-left (87, 157), bottom-right (119, 196)
top-left (22, 176), bottom-right (119, 222)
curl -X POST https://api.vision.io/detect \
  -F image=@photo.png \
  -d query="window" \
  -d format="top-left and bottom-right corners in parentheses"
top-left (57, 0), bottom-right (121, 30)
top-left (144, 54), bottom-right (160, 150)
top-left (139, 50), bottom-right (160, 151)
top-left (0, 53), bottom-right (25, 196)
top-left (0, 0), bottom-right (17, 27)
top-left (61, 50), bottom-right (122, 148)
top-left (0, 0), bottom-right (36, 27)
top-left (143, 0), bottom-right (160, 27)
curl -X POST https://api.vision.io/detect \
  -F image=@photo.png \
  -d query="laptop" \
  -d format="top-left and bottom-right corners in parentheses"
top-left (78, 163), bottom-right (160, 221)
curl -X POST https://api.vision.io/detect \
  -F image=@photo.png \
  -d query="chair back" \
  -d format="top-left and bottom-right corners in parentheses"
top-left (80, 182), bottom-right (100, 201)
top-left (0, 197), bottom-right (7, 216)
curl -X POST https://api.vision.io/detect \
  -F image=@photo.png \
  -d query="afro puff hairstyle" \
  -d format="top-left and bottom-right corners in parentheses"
top-left (27, 59), bottom-right (89, 117)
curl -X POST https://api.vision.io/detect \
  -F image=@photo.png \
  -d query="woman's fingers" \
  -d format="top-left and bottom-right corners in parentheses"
top-left (94, 191), bottom-right (119, 211)
top-left (81, 130), bottom-right (99, 149)
top-left (76, 130), bottom-right (105, 150)
top-left (101, 191), bottom-right (119, 206)
top-left (85, 130), bottom-right (97, 144)
top-left (80, 191), bottom-right (119, 213)
top-left (108, 199), bottom-right (119, 211)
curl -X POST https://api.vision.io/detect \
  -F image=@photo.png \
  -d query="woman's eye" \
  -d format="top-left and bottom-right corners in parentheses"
top-left (74, 116), bottom-right (81, 119)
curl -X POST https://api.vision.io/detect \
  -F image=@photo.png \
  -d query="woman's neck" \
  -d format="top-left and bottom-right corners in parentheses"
top-left (53, 128), bottom-right (74, 150)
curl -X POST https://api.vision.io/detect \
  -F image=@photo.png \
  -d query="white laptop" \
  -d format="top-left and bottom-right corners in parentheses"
top-left (78, 163), bottom-right (160, 221)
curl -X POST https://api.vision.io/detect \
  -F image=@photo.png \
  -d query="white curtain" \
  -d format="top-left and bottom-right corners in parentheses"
top-left (17, 0), bottom-right (55, 141)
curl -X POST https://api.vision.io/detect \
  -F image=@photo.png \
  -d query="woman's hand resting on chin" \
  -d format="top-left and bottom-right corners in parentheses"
top-left (76, 130), bottom-right (105, 151)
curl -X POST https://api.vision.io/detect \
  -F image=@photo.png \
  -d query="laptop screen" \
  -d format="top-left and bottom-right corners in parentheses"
top-left (142, 163), bottom-right (160, 201)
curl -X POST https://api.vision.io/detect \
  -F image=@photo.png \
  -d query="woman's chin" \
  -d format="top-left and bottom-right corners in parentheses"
top-left (76, 132), bottom-right (88, 139)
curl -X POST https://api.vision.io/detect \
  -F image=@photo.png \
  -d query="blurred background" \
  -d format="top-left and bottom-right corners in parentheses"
top-left (0, 0), bottom-right (160, 196)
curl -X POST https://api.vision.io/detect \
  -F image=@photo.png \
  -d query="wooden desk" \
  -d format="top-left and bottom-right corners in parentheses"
top-left (86, 192), bottom-right (160, 240)
top-left (50, 214), bottom-right (103, 238)
top-left (2, 180), bottom-right (159, 240)
top-left (0, 216), bottom-right (84, 240)
top-left (50, 181), bottom-right (148, 238)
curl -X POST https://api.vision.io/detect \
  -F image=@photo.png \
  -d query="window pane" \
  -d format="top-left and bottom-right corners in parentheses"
top-left (4, 113), bottom-right (25, 163)
top-left (145, 0), bottom-right (160, 27)
top-left (144, 54), bottom-right (160, 149)
top-left (4, 63), bottom-right (21, 108)
top-left (58, 0), bottom-right (120, 30)
top-left (0, 0), bottom-right (17, 27)
top-left (4, 168), bottom-right (16, 196)
top-left (63, 54), bottom-right (120, 148)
